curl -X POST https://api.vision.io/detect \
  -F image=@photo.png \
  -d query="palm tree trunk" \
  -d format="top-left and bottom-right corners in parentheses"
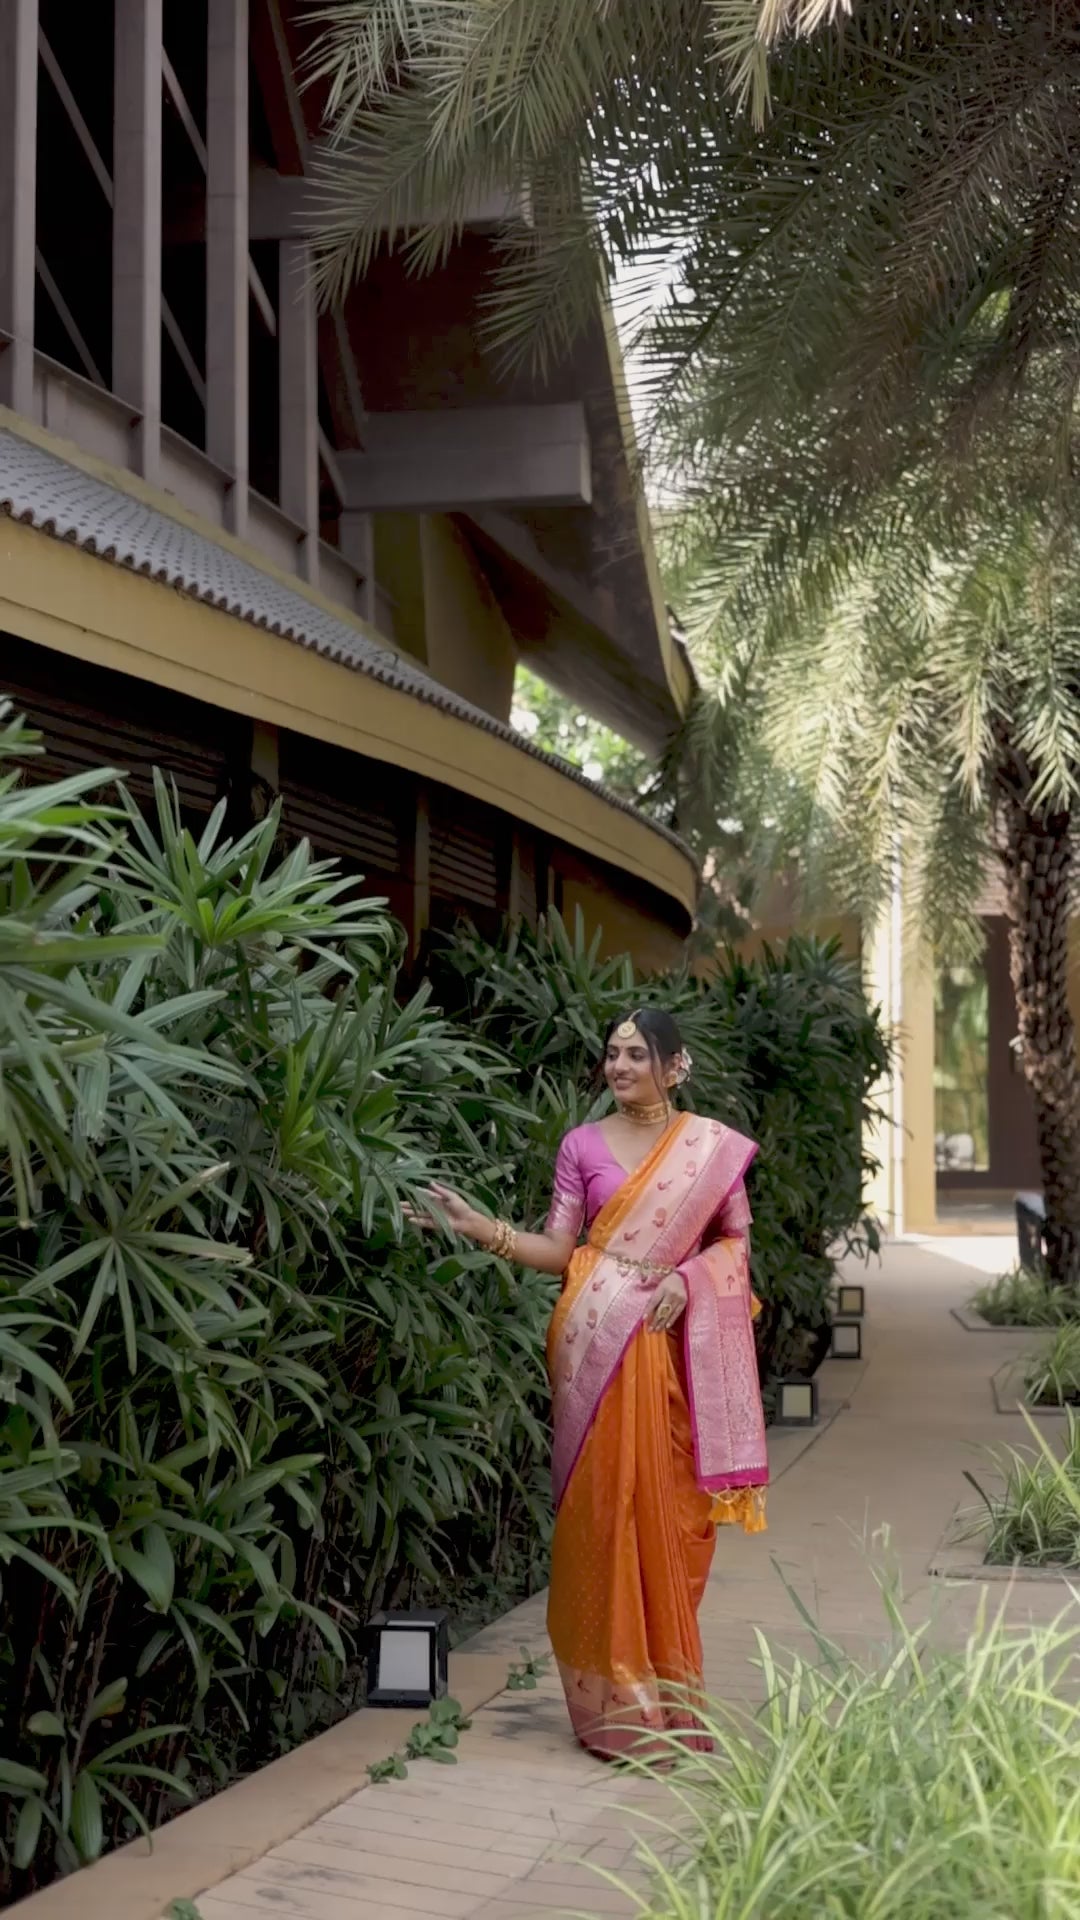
top-left (995, 773), bottom-right (1080, 1288)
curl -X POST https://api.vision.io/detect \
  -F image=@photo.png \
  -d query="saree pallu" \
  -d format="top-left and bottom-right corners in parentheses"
top-left (546, 1115), bottom-right (767, 1760)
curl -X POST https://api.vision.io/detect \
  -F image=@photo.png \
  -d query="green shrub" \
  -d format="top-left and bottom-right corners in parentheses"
top-left (710, 937), bottom-right (887, 1380)
top-left (963, 1413), bottom-right (1080, 1566)
top-left (439, 916), bottom-right (889, 1382)
top-left (606, 1584), bottom-right (1080, 1916)
top-left (972, 1265), bottom-right (1074, 1328)
top-left (0, 707), bottom-right (549, 1890)
top-left (0, 706), bottom-right (889, 1889)
top-left (1023, 1324), bottom-right (1080, 1409)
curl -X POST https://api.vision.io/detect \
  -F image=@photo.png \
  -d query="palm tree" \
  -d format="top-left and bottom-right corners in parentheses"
top-left (304, 2), bottom-right (1080, 1279)
top-left (667, 465), bottom-right (1080, 1285)
top-left (305, 1), bottom-right (1080, 469)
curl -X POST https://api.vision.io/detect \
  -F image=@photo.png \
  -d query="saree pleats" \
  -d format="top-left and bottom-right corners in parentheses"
top-left (547, 1259), bottom-right (716, 1758)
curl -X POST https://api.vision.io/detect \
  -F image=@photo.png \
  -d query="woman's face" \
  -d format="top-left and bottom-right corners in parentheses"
top-left (603, 1028), bottom-right (671, 1106)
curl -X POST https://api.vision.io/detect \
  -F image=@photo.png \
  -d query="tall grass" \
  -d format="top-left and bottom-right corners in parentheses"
top-left (1025, 1324), bottom-right (1080, 1408)
top-left (971, 1264), bottom-right (1074, 1328)
top-left (610, 1585), bottom-right (1080, 1917)
top-left (963, 1411), bottom-right (1080, 1568)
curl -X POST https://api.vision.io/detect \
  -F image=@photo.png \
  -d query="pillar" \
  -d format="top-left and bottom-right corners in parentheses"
top-left (206, 0), bottom-right (249, 536)
top-left (278, 238), bottom-right (318, 582)
top-left (113, 0), bottom-right (163, 478)
top-left (0, 0), bottom-right (38, 416)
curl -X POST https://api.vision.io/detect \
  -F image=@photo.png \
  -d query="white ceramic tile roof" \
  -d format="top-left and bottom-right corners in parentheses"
top-left (0, 427), bottom-right (691, 861)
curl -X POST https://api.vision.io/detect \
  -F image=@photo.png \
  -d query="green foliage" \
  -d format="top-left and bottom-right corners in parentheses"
top-left (438, 911), bottom-right (888, 1380)
top-left (506, 1646), bottom-right (550, 1692)
top-left (972, 1267), bottom-right (1075, 1330)
top-left (964, 1413), bottom-right (1080, 1569)
top-left (0, 708), bottom-right (886, 1889)
top-left (1024, 1326), bottom-right (1080, 1410)
top-left (0, 711), bottom-right (545, 1892)
top-left (511, 669), bottom-right (662, 814)
top-left (606, 1576), bottom-right (1080, 1916)
top-left (306, 5), bottom-right (1080, 499)
top-left (366, 1697), bottom-right (471, 1783)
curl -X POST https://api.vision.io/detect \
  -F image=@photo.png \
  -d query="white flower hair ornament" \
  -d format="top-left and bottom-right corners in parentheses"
top-left (674, 1048), bottom-right (693, 1087)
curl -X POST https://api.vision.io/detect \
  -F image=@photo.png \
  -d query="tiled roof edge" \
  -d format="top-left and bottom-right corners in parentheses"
top-left (0, 430), bottom-right (694, 870)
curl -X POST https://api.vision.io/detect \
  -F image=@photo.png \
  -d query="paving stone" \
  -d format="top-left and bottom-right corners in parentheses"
top-left (197, 1239), bottom-right (1072, 1920)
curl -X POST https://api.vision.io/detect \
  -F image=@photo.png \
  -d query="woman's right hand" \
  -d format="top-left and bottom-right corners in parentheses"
top-left (403, 1182), bottom-right (491, 1245)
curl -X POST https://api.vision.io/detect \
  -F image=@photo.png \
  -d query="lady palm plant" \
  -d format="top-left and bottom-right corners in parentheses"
top-left (0, 729), bottom-right (545, 1892)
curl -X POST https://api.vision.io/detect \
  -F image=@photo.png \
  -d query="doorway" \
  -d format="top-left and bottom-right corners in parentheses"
top-left (934, 916), bottom-right (1040, 1213)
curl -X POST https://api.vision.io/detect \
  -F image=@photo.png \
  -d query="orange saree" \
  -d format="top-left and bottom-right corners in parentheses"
top-left (546, 1114), bottom-right (767, 1759)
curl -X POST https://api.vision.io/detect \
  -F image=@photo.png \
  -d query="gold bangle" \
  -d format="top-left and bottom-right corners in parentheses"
top-left (489, 1217), bottom-right (517, 1261)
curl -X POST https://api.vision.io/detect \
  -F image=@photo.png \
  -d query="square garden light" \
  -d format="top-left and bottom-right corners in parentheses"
top-left (830, 1321), bottom-right (862, 1361)
top-left (774, 1379), bottom-right (818, 1427)
top-left (836, 1284), bottom-right (865, 1318)
top-left (366, 1609), bottom-right (449, 1708)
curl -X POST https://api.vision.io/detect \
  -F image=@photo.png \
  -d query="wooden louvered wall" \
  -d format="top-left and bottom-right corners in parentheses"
top-left (427, 785), bottom-right (508, 941)
top-left (278, 731), bottom-right (415, 929)
top-left (1, 634), bottom-right (244, 820)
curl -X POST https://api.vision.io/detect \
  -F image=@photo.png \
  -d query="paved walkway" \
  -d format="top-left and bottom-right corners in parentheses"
top-left (192, 1240), bottom-right (1071, 1920)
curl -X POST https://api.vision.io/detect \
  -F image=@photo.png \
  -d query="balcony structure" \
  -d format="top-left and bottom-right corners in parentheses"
top-left (0, 0), bottom-right (695, 967)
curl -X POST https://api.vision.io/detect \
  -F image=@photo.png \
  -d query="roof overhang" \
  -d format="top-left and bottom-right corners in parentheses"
top-left (326, 236), bottom-right (690, 754)
top-left (0, 417), bottom-right (698, 924)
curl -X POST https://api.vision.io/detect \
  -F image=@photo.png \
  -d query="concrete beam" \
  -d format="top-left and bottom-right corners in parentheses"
top-left (337, 405), bottom-right (591, 513)
top-left (248, 163), bottom-right (526, 243)
top-left (113, 0), bottom-right (163, 478)
top-left (0, 0), bottom-right (38, 415)
top-left (278, 239), bottom-right (318, 582)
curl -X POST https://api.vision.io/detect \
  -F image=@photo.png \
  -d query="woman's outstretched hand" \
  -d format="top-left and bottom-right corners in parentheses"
top-left (403, 1182), bottom-right (491, 1245)
top-left (647, 1271), bottom-right (688, 1334)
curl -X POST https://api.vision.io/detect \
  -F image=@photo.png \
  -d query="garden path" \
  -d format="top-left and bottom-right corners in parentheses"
top-left (89, 1241), bottom-right (1080, 1920)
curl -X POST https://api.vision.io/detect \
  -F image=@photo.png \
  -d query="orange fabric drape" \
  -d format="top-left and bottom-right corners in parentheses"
top-left (547, 1271), bottom-right (717, 1757)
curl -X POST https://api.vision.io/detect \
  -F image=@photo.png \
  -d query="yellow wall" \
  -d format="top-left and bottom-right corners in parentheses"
top-left (420, 515), bottom-right (517, 723)
top-left (899, 935), bottom-right (937, 1235)
top-left (739, 912), bottom-right (861, 963)
top-left (562, 873), bottom-right (686, 977)
top-left (893, 918), bottom-right (1080, 1236)
top-left (373, 515), bottom-right (428, 662)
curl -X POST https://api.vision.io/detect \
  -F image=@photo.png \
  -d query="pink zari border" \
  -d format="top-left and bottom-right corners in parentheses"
top-left (558, 1662), bottom-right (714, 1760)
top-left (681, 1239), bottom-right (768, 1492)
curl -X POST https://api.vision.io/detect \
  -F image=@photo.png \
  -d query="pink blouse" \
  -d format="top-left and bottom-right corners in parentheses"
top-left (545, 1122), bottom-right (753, 1242)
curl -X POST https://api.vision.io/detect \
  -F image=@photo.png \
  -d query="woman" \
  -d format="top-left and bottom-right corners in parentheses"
top-left (408, 1007), bottom-right (767, 1759)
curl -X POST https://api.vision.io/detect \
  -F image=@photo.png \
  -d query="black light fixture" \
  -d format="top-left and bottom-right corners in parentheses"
top-left (366, 1609), bottom-right (449, 1708)
top-left (830, 1321), bottom-right (862, 1360)
top-left (1015, 1190), bottom-right (1046, 1272)
top-left (836, 1284), bottom-right (865, 1319)
top-left (774, 1379), bottom-right (819, 1426)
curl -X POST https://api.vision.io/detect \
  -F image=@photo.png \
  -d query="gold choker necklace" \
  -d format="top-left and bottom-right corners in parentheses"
top-left (617, 1099), bottom-right (670, 1127)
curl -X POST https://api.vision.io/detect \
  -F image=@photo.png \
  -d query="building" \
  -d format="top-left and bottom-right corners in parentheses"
top-left (749, 870), bottom-right (1067, 1238)
top-left (0, 0), bottom-right (696, 975)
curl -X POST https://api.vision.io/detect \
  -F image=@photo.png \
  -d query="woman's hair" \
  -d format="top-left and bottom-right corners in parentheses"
top-left (596, 1007), bottom-right (684, 1089)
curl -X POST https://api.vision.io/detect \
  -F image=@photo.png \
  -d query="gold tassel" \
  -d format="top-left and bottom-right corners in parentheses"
top-left (710, 1486), bottom-right (767, 1534)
